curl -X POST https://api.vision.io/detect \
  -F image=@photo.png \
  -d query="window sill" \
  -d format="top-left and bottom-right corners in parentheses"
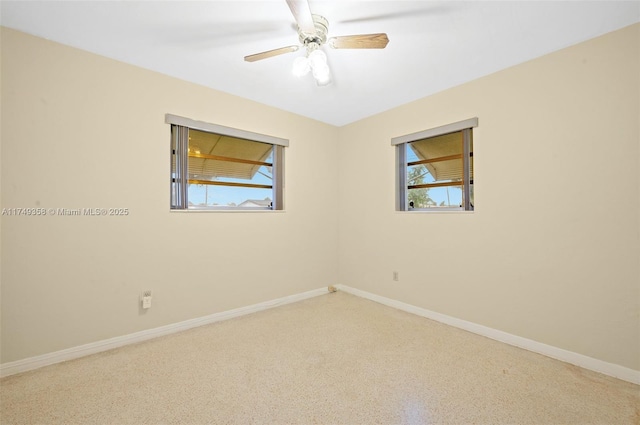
top-left (396, 210), bottom-right (474, 214)
top-left (170, 209), bottom-right (285, 213)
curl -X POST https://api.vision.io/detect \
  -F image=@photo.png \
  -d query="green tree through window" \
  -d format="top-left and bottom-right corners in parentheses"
top-left (407, 164), bottom-right (434, 208)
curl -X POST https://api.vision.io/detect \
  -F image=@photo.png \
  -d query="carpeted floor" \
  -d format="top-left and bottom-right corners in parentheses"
top-left (1, 291), bottom-right (638, 424)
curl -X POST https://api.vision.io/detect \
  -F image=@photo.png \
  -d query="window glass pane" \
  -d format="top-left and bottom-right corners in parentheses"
top-left (187, 129), bottom-right (274, 208)
top-left (407, 163), bottom-right (430, 186)
top-left (410, 132), bottom-right (462, 160)
top-left (187, 184), bottom-right (272, 208)
top-left (405, 130), bottom-right (470, 210)
top-left (408, 158), bottom-right (463, 184)
top-left (408, 185), bottom-right (463, 208)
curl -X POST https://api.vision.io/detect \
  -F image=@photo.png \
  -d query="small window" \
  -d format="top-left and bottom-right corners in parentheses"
top-left (167, 114), bottom-right (287, 210)
top-left (394, 118), bottom-right (477, 211)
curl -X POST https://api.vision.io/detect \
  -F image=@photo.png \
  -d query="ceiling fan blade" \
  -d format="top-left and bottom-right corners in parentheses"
top-left (328, 33), bottom-right (389, 49)
top-left (244, 45), bottom-right (299, 62)
top-left (286, 0), bottom-right (316, 34)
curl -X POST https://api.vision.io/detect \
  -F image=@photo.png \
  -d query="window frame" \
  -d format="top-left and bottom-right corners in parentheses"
top-left (166, 114), bottom-right (288, 211)
top-left (393, 118), bottom-right (478, 212)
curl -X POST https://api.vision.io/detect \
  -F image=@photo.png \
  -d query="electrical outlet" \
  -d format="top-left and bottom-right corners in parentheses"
top-left (393, 271), bottom-right (399, 281)
top-left (142, 291), bottom-right (152, 309)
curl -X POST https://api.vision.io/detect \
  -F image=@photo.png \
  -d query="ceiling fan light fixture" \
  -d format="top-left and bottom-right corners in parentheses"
top-left (292, 43), bottom-right (331, 85)
top-left (307, 44), bottom-right (331, 85)
top-left (308, 48), bottom-right (327, 68)
top-left (314, 70), bottom-right (331, 86)
top-left (292, 56), bottom-right (311, 77)
top-left (312, 61), bottom-right (331, 85)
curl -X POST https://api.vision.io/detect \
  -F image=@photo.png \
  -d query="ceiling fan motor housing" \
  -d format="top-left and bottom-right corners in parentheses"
top-left (299, 14), bottom-right (328, 47)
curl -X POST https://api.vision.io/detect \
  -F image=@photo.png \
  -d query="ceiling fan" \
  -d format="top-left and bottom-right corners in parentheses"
top-left (244, 0), bottom-right (389, 85)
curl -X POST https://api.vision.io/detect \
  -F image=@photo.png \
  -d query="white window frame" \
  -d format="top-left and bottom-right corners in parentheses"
top-left (166, 114), bottom-right (288, 211)
top-left (393, 118), bottom-right (478, 212)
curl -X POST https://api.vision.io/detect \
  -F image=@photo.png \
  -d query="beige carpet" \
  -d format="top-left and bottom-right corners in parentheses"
top-left (1, 291), bottom-right (638, 424)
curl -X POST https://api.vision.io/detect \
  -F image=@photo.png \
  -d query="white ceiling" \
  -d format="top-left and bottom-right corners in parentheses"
top-left (2, 1), bottom-right (639, 126)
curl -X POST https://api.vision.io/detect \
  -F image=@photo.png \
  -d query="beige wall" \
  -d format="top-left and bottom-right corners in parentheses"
top-left (1, 23), bottom-right (638, 373)
top-left (338, 23), bottom-right (639, 371)
top-left (0, 28), bottom-right (339, 363)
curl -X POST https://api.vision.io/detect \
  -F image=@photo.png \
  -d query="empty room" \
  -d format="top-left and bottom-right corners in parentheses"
top-left (1, 1), bottom-right (639, 424)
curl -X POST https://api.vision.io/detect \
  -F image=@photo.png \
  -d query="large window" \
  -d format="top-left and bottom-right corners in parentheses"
top-left (167, 114), bottom-right (287, 210)
top-left (394, 118), bottom-right (477, 211)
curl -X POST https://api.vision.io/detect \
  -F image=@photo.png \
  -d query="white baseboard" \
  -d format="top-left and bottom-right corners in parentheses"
top-left (0, 287), bottom-right (330, 378)
top-left (337, 284), bottom-right (640, 385)
top-left (4, 285), bottom-right (638, 385)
